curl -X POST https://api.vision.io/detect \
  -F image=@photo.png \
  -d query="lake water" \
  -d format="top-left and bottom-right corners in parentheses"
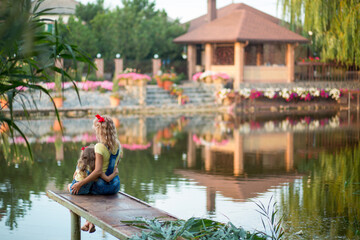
top-left (0, 111), bottom-right (359, 239)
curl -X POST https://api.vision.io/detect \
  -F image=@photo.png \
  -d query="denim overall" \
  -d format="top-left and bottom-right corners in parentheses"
top-left (70, 170), bottom-right (92, 195)
top-left (90, 145), bottom-right (121, 195)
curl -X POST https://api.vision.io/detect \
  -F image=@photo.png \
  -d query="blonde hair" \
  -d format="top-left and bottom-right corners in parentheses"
top-left (93, 115), bottom-right (118, 153)
top-left (78, 147), bottom-right (95, 172)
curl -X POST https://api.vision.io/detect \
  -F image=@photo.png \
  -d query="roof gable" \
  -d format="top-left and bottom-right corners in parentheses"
top-left (188, 3), bottom-right (280, 32)
top-left (175, 5), bottom-right (308, 44)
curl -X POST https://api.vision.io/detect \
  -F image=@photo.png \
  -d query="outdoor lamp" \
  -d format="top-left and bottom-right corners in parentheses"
top-left (154, 54), bottom-right (159, 59)
top-left (96, 53), bottom-right (101, 58)
top-left (308, 31), bottom-right (313, 36)
top-left (116, 53), bottom-right (121, 58)
top-left (182, 53), bottom-right (187, 59)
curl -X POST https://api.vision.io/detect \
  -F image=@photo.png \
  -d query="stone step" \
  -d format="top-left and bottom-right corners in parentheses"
top-left (145, 85), bottom-right (216, 106)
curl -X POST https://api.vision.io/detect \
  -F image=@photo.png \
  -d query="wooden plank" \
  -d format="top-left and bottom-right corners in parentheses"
top-left (47, 190), bottom-right (177, 240)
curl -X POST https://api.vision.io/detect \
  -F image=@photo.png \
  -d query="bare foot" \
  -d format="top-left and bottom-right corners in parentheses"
top-left (89, 223), bottom-right (96, 233)
top-left (81, 221), bottom-right (90, 231)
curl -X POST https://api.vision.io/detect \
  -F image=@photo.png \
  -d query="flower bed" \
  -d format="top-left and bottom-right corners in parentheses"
top-left (15, 81), bottom-right (115, 92)
top-left (154, 73), bottom-right (178, 89)
top-left (117, 72), bottom-right (151, 86)
top-left (216, 87), bottom-right (346, 105)
top-left (192, 134), bottom-right (229, 146)
top-left (192, 71), bottom-right (230, 84)
top-left (169, 85), bottom-right (189, 105)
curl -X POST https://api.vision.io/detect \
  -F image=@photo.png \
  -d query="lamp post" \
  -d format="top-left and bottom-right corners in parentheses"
top-left (308, 31), bottom-right (313, 58)
top-left (308, 31), bottom-right (314, 80)
top-left (95, 53), bottom-right (104, 79)
top-left (114, 53), bottom-right (123, 76)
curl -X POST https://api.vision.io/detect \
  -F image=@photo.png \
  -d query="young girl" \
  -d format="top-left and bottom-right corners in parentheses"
top-left (68, 146), bottom-right (119, 195)
top-left (70, 114), bottom-right (122, 233)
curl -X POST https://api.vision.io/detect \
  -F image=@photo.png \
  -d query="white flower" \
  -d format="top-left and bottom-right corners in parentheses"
top-left (309, 120), bottom-right (319, 129)
top-left (264, 121), bottom-right (275, 132)
top-left (294, 87), bottom-right (305, 96)
top-left (280, 119), bottom-right (290, 131)
top-left (239, 123), bottom-right (250, 134)
top-left (217, 88), bottom-right (231, 100)
top-left (329, 88), bottom-right (340, 100)
top-left (239, 88), bottom-right (251, 98)
top-left (309, 88), bottom-right (320, 97)
top-left (200, 71), bottom-right (215, 80)
top-left (264, 88), bottom-right (276, 99)
top-left (329, 116), bottom-right (340, 127)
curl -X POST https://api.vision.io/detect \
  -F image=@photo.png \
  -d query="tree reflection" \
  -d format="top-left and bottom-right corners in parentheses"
top-left (119, 132), bottom-right (187, 202)
top-left (0, 142), bottom-right (80, 229)
top-left (280, 144), bottom-right (360, 239)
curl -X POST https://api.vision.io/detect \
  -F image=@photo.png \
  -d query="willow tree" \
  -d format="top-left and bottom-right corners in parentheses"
top-left (278, 0), bottom-right (360, 67)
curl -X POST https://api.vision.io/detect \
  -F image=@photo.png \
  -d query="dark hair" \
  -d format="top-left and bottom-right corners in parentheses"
top-left (77, 147), bottom-right (95, 172)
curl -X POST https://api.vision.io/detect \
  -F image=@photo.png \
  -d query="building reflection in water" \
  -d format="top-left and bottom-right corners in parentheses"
top-left (2, 110), bottom-right (360, 239)
top-left (187, 131), bottom-right (294, 176)
top-left (179, 111), bottom-right (360, 218)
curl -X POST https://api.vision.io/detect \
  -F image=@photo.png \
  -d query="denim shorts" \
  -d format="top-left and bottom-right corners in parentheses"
top-left (90, 175), bottom-right (120, 195)
top-left (69, 179), bottom-right (93, 195)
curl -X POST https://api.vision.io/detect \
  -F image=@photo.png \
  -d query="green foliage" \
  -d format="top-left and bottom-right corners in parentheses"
top-left (126, 217), bottom-right (267, 240)
top-left (280, 139), bottom-right (360, 238)
top-left (278, 0), bottom-right (360, 66)
top-left (0, 0), bottom-right (94, 160)
top-left (75, 0), bottom-right (105, 24)
top-left (59, 0), bottom-right (187, 61)
top-left (254, 196), bottom-right (284, 240)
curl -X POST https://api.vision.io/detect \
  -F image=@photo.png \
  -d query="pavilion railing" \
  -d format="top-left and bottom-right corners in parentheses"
top-left (295, 62), bottom-right (360, 82)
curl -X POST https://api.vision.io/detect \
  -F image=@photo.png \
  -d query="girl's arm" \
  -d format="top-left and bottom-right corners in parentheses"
top-left (71, 153), bottom-right (103, 194)
top-left (100, 168), bottom-right (119, 182)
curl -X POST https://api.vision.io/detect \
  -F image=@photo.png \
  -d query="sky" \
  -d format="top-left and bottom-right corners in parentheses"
top-left (77, 0), bottom-right (281, 23)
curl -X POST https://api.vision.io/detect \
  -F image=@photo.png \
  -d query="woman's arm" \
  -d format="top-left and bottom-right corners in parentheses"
top-left (71, 153), bottom-right (103, 194)
top-left (100, 168), bottom-right (118, 182)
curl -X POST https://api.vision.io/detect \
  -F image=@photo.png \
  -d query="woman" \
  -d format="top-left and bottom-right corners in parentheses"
top-left (71, 114), bottom-right (122, 232)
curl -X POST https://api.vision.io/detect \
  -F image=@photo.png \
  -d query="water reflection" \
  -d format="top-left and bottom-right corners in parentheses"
top-left (0, 111), bottom-right (359, 239)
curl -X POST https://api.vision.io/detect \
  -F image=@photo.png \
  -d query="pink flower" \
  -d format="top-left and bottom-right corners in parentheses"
top-left (117, 73), bottom-right (151, 81)
top-left (122, 143), bottom-right (151, 151)
top-left (304, 93), bottom-right (312, 101)
top-left (16, 86), bottom-right (28, 91)
top-left (192, 72), bottom-right (203, 81)
top-left (192, 134), bottom-right (201, 144)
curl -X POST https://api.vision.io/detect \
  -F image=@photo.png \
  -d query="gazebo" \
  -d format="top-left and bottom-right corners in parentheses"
top-left (174, 1), bottom-right (308, 90)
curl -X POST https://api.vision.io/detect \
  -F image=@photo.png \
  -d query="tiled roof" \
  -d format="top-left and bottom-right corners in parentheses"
top-left (187, 3), bottom-right (280, 32)
top-left (175, 3), bottom-right (308, 44)
top-left (32, 0), bottom-right (78, 15)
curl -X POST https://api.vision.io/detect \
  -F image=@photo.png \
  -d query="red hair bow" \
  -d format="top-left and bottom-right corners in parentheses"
top-left (95, 114), bottom-right (105, 123)
top-left (81, 146), bottom-right (87, 151)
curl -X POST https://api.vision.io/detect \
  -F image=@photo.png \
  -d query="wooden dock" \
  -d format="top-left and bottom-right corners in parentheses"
top-left (46, 190), bottom-right (177, 240)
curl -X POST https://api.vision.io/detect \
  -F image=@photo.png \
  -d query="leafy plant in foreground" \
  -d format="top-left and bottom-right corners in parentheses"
top-left (125, 217), bottom-right (267, 240)
top-left (0, 0), bottom-right (94, 160)
top-left (254, 196), bottom-right (284, 240)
